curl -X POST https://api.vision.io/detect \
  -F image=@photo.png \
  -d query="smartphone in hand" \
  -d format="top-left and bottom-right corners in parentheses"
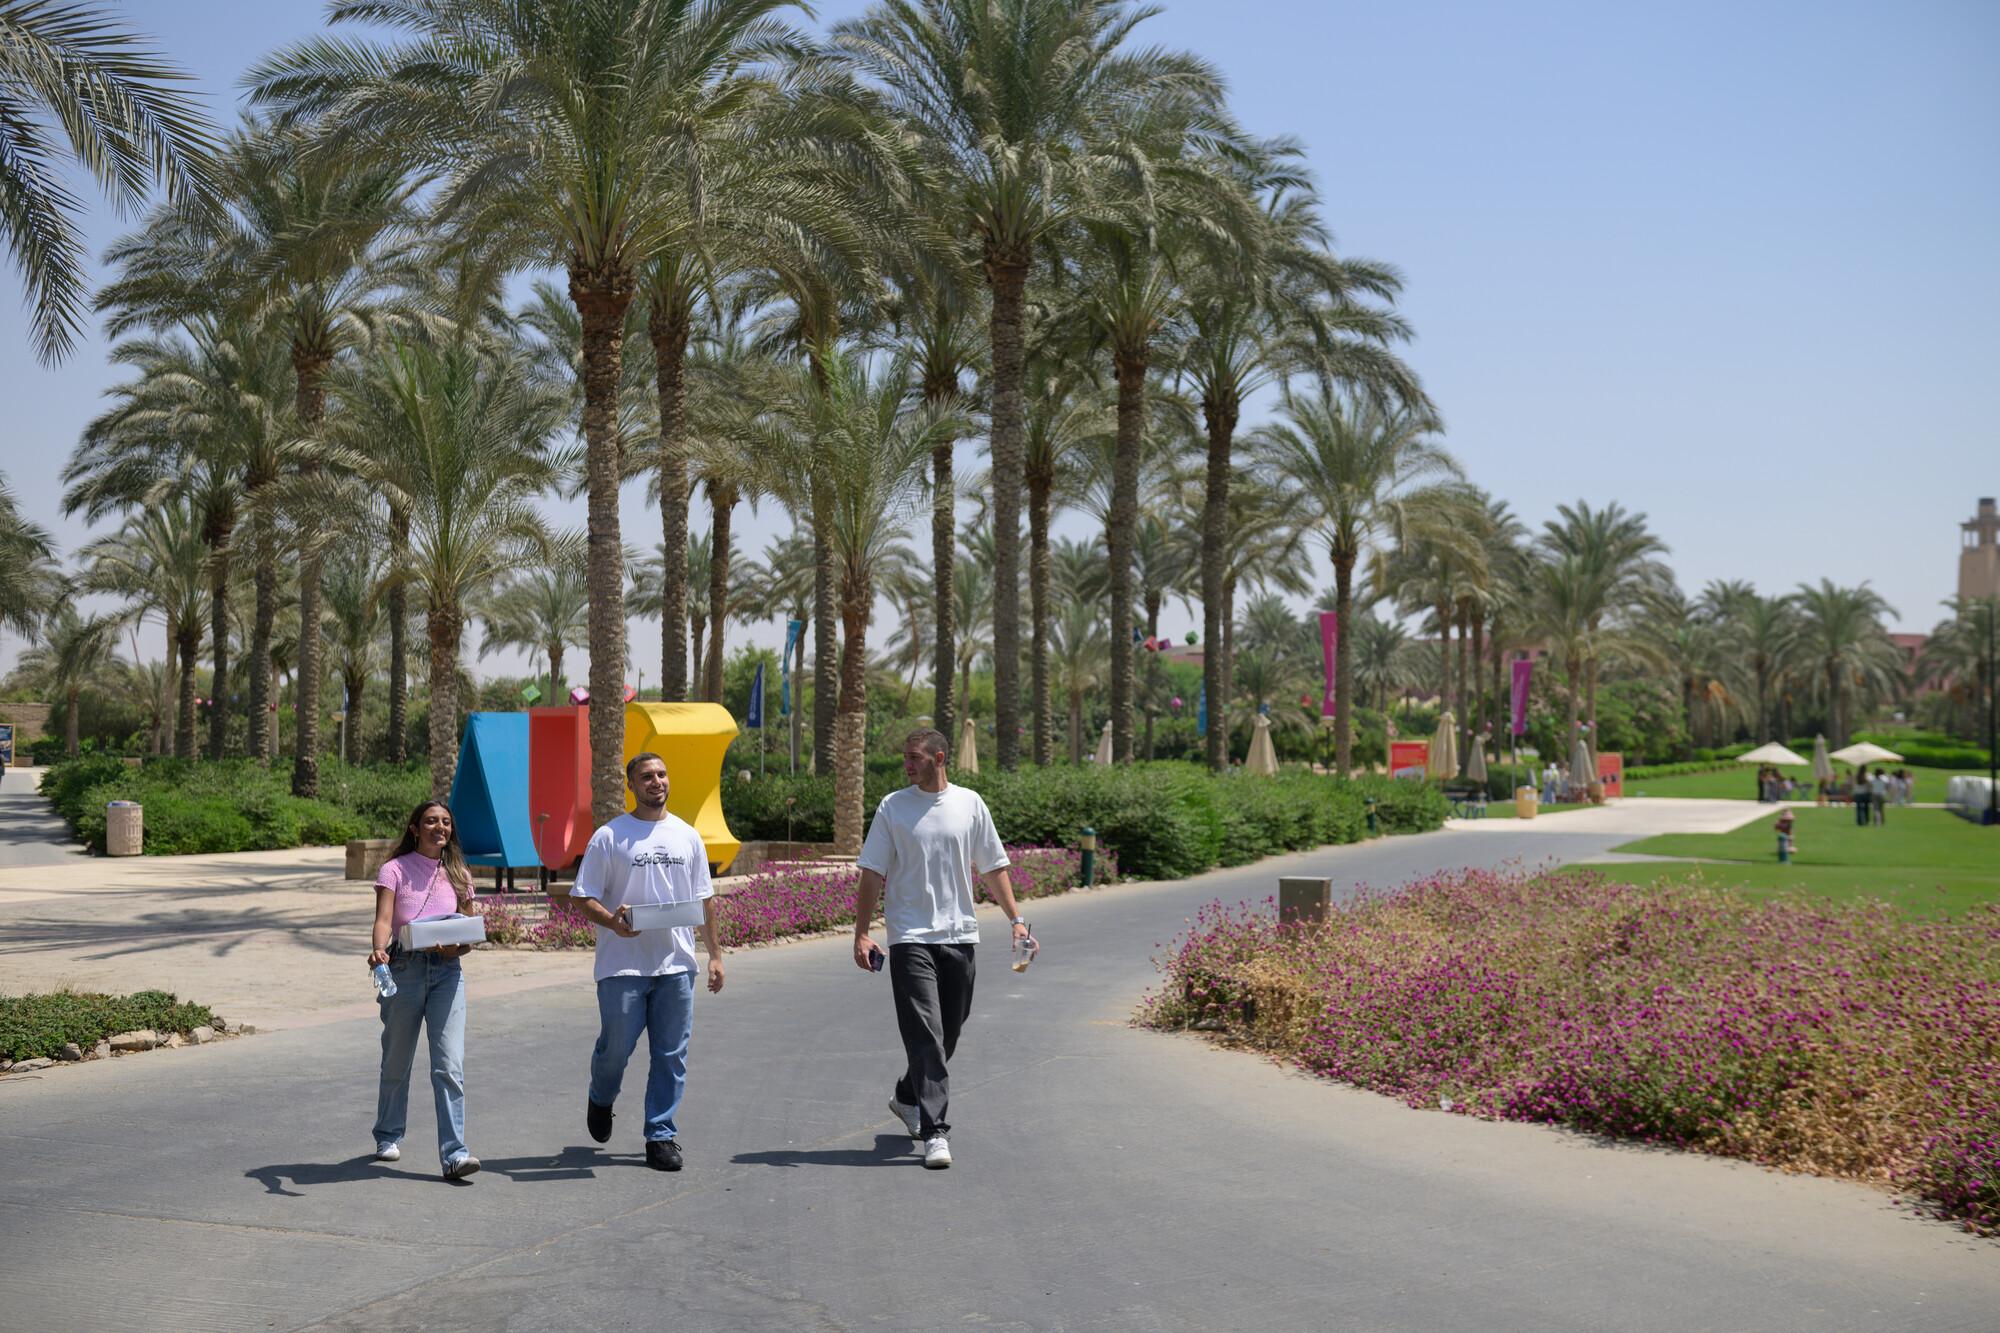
top-left (868, 944), bottom-right (885, 973)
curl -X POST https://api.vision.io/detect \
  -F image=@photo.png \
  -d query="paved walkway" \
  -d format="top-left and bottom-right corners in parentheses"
top-left (0, 765), bottom-right (91, 868)
top-left (2, 803), bottom-right (1992, 1330)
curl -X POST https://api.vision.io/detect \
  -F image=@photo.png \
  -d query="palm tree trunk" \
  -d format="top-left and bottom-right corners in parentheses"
top-left (1199, 393), bottom-right (1237, 772)
top-left (985, 255), bottom-right (1029, 769)
top-left (427, 599), bottom-right (462, 800)
top-left (832, 573), bottom-right (872, 856)
top-left (931, 438), bottom-right (956, 746)
top-left (1564, 651), bottom-right (1583, 764)
top-left (291, 352), bottom-right (331, 799)
top-left (387, 509), bottom-right (409, 763)
top-left (550, 641), bottom-right (565, 709)
top-left (1029, 469), bottom-right (1054, 766)
top-left (1827, 659), bottom-right (1844, 747)
top-left (1107, 353), bottom-right (1144, 764)
top-left (342, 669), bottom-right (364, 763)
top-left (1221, 577), bottom-right (1239, 752)
top-left (65, 687), bottom-right (80, 757)
top-left (690, 613), bottom-right (706, 698)
top-left (1456, 606), bottom-right (1471, 756)
top-left (1755, 657), bottom-right (1770, 743)
top-left (1434, 599), bottom-right (1453, 732)
top-left (791, 624), bottom-right (804, 773)
top-left (1068, 690), bottom-right (1082, 764)
top-left (1334, 556), bottom-right (1357, 776)
top-left (207, 535), bottom-right (230, 760)
top-left (175, 619), bottom-right (199, 761)
top-left (248, 502), bottom-right (277, 763)
top-left (571, 265), bottom-right (634, 826)
top-left (706, 482), bottom-right (734, 703)
top-left (1585, 620), bottom-right (1601, 741)
top-left (811, 486), bottom-right (837, 773)
top-left (1469, 608), bottom-right (1486, 737)
top-left (651, 299), bottom-right (692, 701)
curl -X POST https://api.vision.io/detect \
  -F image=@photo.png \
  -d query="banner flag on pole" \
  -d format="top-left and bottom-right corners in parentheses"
top-left (747, 662), bottom-right (766, 730)
top-left (1510, 658), bottom-right (1533, 737)
top-left (1317, 610), bottom-right (1339, 718)
top-left (780, 619), bottom-right (802, 716)
top-left (1197, 683), bottom-right (1207, 737)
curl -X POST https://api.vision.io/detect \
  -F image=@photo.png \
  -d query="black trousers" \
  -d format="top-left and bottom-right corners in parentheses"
top-left (890, 942), bottom-right (977, 1138)
top-left (1855, 794), bottom-right (1870, 826)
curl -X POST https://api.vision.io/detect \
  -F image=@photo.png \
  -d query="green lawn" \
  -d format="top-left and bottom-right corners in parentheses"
top-left (1626, 765), bottom-right (1986, 802)
top-left (1585, 808), bottom-right (1999, 917)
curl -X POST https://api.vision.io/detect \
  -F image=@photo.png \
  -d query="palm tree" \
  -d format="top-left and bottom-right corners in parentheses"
top-left (1021, 364), bottom-right (1113, 763)
top-left (0, 1), bottom-right (217, 363)
top-left (1541, 501), bottom-right (1668, 742)
top-left (0, 473), bottom-right (58, 650)
top-left (321, 545), bottom-right (385, 764)
top-left (62, 320), bottom-right (297, 761)
top-left (1252, 390), bottom-right (1460, 774)
top-left (479, 539), bottom-right (589, 712)
top-left (17, 603), bottom-right (122, 755)
top-left (78, 500), bottom-right (208, 759)
top-left (834, 0), bottom-right (1226, 768)
top-left (741, 532), bottom-right (815, 768)
top-left (337, 339), bottom-right (563, 797)
top-left (1791, 580), bottom-right (1900, 748)
top-left (741, 351), bottom-right (966, 851)
top-left (1049, 596), bottom-right (1109, 763)
top-left (252, 0), bottom-right (810, 821)
top-left (1352, 614), bottom-right (1416, 717)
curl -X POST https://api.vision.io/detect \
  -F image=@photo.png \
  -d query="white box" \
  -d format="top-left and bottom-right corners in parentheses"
top-left (398, 913), bottom-right (489, 950)
top-left (628, 899), bottom-right (706, 931)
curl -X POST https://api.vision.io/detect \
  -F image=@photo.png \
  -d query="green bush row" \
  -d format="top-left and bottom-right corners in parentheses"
top-left (1625, 761), bottom-right (1740, 780)
top-left (40, 757), bottom-right (429, 855)
top-left (0, 990), bottom-right (215, 1062)
top-left (722, 762), bottom-right (1449, 881)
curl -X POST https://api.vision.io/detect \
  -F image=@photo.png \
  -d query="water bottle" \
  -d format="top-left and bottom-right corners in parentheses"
top-left (372, 962), bottom-right (397, 1000)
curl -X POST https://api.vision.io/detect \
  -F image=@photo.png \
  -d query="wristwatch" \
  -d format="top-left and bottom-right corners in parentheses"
top-left (1009, 916), bottom-right (1027, 925)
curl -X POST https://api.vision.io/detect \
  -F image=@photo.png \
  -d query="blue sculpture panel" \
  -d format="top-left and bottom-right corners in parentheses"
top-left (450, 712), bottom-right (536, 868)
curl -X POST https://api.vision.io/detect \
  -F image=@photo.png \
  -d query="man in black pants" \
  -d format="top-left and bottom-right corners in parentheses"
top-left (853, 728), bottom-right (1032, 1169)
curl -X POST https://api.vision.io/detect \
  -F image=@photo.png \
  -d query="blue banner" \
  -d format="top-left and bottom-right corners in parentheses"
top-left (1197, 684), bottom-right (1207, 737)
top-left (747, 662), bottom-right (766, 730)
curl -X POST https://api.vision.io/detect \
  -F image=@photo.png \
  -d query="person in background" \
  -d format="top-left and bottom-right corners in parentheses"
top-left (1870, 767), bottom-right (1890, 825)
top-left (368, 800), bottom-right (480, 1179)
top-left (1853, 766), bottom-right (1871, 826)
top-left (1541, 759), bottom-right (1560, 806)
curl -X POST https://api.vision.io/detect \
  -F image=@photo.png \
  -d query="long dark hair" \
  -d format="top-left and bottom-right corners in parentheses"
top-left (390, 800), bottom-right (473, 906)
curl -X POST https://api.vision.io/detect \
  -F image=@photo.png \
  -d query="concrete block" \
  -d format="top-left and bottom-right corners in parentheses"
top-left (1278, 876), bottom-right (1332, 927)
top-left (345, 838), bottom-right (396, 881)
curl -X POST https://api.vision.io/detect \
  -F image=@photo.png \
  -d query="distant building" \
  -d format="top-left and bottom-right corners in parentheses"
top-left (1961, 497), bottom-right (2000, 602)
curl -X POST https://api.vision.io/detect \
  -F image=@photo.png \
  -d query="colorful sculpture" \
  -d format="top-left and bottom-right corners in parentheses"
top-left (449, 712), bottom-right (537, 886)
top-left (622, 701), bottom-right (741, 872)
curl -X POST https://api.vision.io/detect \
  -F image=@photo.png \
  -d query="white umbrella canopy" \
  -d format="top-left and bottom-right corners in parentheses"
top-left (1246, 713), bottom-right (1279, 775)
top-left (957, 714), bottom-right (979, 776)
top-left (1467, 733), bottom-right (1488, 784)
top-left (1811, 735), bottom-right (1833, 782)
top-left (1093, 720), bottom-right (1113, 765)
top-left (1830, 741), bottom-right (1902, 766)
top-left (1428, 711), bottom-right (1459, 779)
top-left (1736, 742), bottom-right (1810, 767)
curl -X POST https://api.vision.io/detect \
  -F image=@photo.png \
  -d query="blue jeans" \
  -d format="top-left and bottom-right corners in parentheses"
top-left (590, 972), bottom-right (695, 1142)
top-left (373, 948), bottom-right (467, 1167)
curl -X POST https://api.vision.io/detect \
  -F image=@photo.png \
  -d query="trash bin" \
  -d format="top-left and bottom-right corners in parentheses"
top-left (106, 800), bottom-right (143, 856)
top-left (1514, 785), bottom-right (1538, 820)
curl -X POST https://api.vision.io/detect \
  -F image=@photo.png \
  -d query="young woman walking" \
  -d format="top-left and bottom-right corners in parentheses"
top-left (367, 800), bottom-right (481, 1179)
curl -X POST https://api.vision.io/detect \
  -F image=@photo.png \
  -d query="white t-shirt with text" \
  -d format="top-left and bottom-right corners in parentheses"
top-left (857, 784), bottom-right (1010, 947)
top-left (572, 812), bottom-right (713, 981)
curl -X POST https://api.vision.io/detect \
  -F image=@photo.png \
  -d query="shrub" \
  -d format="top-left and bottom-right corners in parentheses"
top-left (0, 989), bottom-right (215, 1061)
top-left (1142, 869), bottom-right (2000, 1235)
top-left (1625, 760), bottom-right (1740, 780)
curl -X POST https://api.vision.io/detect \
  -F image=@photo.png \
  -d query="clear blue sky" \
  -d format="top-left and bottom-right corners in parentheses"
top-left (2, 0), bottom-right (1994, 679)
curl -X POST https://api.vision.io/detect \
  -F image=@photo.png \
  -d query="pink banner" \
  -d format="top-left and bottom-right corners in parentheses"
top-left (1318, 611), bottom-right (1339, 718)
top-left (1510, 658), bottom-right (1533, 736)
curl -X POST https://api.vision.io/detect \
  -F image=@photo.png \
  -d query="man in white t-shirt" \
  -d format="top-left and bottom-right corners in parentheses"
top-left (853, 728), bottom-right (1032, 1170)
top-left (565, 752), bottom-right (725, 1172)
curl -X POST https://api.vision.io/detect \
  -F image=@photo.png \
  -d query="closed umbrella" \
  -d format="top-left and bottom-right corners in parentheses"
top-left (958, 714), bottom-right (979, 776)
top-left (1093, 720), bottom-right (1113, 765)
top-left (1428, 710), bottom-right (1459, 778)
top-left (1246, 713), bottom-right (1279, 775)
top-left (1571, 736), bottom-right (1593, 792)
top-left (1811, 735), bottom-right (1833, 782)
top-left (1467, 732), bottom-right (1488, 784)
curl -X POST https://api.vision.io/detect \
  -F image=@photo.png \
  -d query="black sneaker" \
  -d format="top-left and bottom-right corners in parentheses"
top-left (587, 1098), bottom-right (613, 1144)
top-left (646, 1138), bottom-right (683, 1172)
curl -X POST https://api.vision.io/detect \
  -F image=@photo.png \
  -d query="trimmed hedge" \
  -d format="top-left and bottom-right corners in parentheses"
top-left (39, 757), bottom-right (427, 855)
top-left (1625, 760), bottom-right (1740, 781)
top-left (722, 762), bottom-right (1449, 882)
top-left (0, 990), bottom-right (215, 1061)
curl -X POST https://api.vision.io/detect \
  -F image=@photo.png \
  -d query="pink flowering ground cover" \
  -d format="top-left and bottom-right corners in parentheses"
top-left (475, 845), bottom-right (1115, 952)
top-left (1140, 867), bottom-right (2000, 1235)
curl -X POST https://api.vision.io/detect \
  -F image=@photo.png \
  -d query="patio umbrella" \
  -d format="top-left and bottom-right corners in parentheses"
top-left (1571, 736), bottom-right (1594, 789)
top-left (1735, 742), bottom-right (1809, 767)
top-left (1467, 733), bottom-right (1488, 784)
top-left (1246, 714), bottom-right (1279, 775)
top-left (1428, 710), bottom-right (1459, 778)
top-left (1094, 720), bottom-right (1113, 765)
top-left (1811, 734), bottom-right (1833, 782)
top-left (957, 714), bottom-right (979, 776)
top-left (1830, 741), bottom-right (1902, 766)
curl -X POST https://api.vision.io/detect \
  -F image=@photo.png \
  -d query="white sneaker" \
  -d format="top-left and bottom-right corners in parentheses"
top-left (922, 1135), bottom-right (952, 1169)
top-left (443, 1153), bottom-right (481, 1180)
top-left (374, 1142), bottom-right (400, 1162)
top-left (888, 1097), bottom-right (922, 1138)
